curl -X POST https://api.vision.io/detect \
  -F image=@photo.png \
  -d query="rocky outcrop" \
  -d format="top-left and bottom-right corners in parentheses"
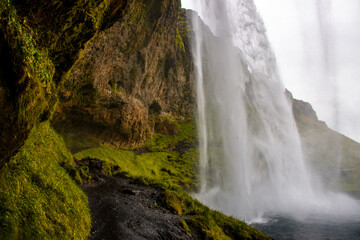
top-left (53, 0), bottom-right (195, 151)
top-left (286, 90), bottom-right (318, 121)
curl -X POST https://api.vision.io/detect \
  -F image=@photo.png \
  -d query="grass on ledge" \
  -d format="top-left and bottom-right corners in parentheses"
top-left (74, 119), bottom-right (270, 239)
top-left (74, 120), bottom-right (198, 190)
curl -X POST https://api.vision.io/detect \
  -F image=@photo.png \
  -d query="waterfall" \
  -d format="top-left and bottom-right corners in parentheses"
top-left (189, 0), bottom-right (360, 222)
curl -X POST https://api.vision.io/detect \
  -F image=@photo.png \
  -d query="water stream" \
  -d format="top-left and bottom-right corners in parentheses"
top-left (188, 0), bottom-right (360, 228)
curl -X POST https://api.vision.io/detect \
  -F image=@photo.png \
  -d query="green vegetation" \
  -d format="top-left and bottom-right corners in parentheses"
top-left (0, 2), bottom-right (54, 85)
top-left (176, 28), bottom-right (186, 52)
top-left (74, 119), bottom-right (270, 239)
top-left (74, 120), bottom-right (198, 190)
top-left (0, 0), bottom-right (58, 162)
top-left (0, 0), bottom-right (127, 164)
top-left (176, 8), bottom-right (189, 53)
top-left (75, 147), bottom-right (198, 190)
top-left (10, 0), bottom-right (127, 79)
top-left (179, 219), bottom-right (191, 233)
top-left (144, 118), bottom-right (194, 151)
top-left (0, 122), bottom-right (91, 239)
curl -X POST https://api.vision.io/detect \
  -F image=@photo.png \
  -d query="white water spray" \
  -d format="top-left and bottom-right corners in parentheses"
top-left (189, 0), bottom-right (360, 222)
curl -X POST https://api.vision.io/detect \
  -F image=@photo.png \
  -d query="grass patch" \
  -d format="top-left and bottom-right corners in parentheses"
top-left (143, 118), bottom-right (195, 152)
top-left (74, 119), bottom-right (270, 239)
top-left (0, 122), bottom-right (91, 239)
top-left (75, 148), bottom-right (197, 189)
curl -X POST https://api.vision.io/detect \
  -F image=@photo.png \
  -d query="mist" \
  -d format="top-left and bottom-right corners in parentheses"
top-left (254, 0), bottom-right (360, 143)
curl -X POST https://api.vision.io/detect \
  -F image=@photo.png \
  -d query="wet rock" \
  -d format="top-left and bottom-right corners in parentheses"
top-left (83, 170), bottom-right (200, 239)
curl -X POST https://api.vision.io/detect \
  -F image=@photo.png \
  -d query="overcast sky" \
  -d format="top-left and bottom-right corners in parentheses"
top-left (182, 0), bottom-right (360, 143)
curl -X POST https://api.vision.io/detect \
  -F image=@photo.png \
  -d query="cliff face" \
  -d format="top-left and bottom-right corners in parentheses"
top-left (0, 9), bottom-right (56, 164)
top-left (288, 92), bottom-right (360, 191)
top-left (0, 0), bottom-right (194, 161)
top-left (53, 0), bottom-right (195, 151)
top-left (0, 0), bottom-right (127, 166)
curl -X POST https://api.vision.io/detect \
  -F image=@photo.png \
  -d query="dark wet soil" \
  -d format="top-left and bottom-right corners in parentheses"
top-left (81, 158), bottom-right (200, 240)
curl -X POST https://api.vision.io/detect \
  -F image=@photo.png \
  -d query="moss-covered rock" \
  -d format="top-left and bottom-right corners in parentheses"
top-left (0, 0), bottom-right (129, 165)
top-left (53, 0), bottom-right (195, 150)
top-left (11, 0), bottom-right (128, 82)
top-left (0, 2), bottom-right (57, 166)
top-left (0, 122), bottom-right (91, 239)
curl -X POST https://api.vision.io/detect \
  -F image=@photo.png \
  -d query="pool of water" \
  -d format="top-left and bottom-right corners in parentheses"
top-left (252, 214), bottom-right (360, 240)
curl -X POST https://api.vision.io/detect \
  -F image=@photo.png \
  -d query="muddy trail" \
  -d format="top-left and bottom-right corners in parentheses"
top-left (80, 158), bottom-right (200, 240)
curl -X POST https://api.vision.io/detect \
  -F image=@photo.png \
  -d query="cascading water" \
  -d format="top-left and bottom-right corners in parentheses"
top-left (189, 0), bottom-right (360, 223)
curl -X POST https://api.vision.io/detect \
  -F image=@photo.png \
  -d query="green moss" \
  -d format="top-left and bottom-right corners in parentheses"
top-left (6, 0), bottom-right (127, 87)
top-left (177, 8), bottom-right (191, 53)
top-left (74, 119), bottom-right (269, 239)
top-left (0, 2), bottom-right (54, 85)
top-left (144, 118), bottom-right (195, 152)
top-left (179, 219), bottom-right (191, 233)
top-left (160, 189), bottom-right (269, 239)
top-left (0, 122), bottom-right (91, 239)
top-left (0, 0), bottom-right (58, 164)
top-left (74, 147), bottom-right (197, 190)
top-left (176, 28), bottom-right (185, 52)
top-left (63, 134), bottom-right (103, 154)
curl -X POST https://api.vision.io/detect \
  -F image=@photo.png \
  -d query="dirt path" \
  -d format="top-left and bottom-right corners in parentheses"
top-left (81, 158), bottom-right (199, 240)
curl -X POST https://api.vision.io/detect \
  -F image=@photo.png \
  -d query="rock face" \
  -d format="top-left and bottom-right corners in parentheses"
top-left (0, 0), bottom-right (127, 165)
top-left (0, 31), bottom-right (26, 163)
top-left (286, 90), bottom-right (318, 121)
top-left (53, 0), bottom-right (195, 150)
top-left (0, 14), bottom-right (57, 165)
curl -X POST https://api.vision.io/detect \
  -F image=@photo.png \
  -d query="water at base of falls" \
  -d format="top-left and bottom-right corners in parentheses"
top-left (189, 0), bottom-right (360, 223)
top-left (252, 213), bottom-right (360, 240)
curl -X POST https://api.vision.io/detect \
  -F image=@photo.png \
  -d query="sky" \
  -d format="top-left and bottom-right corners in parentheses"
top-left (181, 0), bottom-right (360, 143)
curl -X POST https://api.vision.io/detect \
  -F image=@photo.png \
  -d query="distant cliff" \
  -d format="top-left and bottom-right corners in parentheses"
top-left (287, 90), bottom-right (360, 191)
top-left (286, 90), bottom-right (319, 121)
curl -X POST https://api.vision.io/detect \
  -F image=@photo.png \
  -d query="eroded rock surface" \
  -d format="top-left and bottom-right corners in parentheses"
top-left (53, 0), bottom-right (195, 150)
